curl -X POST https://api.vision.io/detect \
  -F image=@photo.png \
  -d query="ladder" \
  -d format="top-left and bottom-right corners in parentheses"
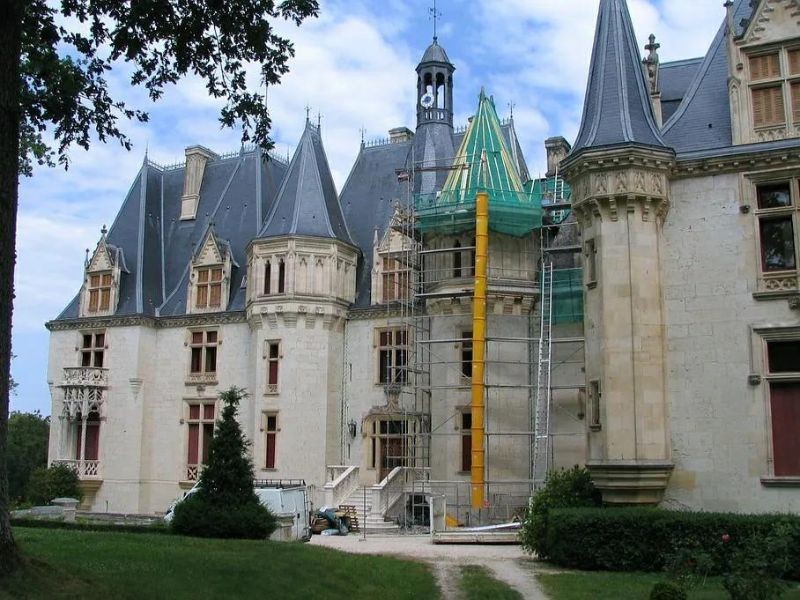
top-left (532, 258), bottom-right (554, 489)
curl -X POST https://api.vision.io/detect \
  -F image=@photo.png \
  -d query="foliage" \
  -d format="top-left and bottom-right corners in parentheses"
top-left (458, 565), bottom-right (522, 600)
top-left (539, 507), bottom-right (800, 581)
top-left (665, 547), bottom-right (714, 593)
top-left (520, 466), bottom-right (601, 557)
top-left (7, 411), bottom-right (49, 502)
top-left (5, 527), bottom-right (440, 599)
top-left (18, 0), bottom-right (320, 173)
top-left (722, 523), bottom-right (793, 600)
top-left (649, 582), bottom-right (687, 600)
top-left (26, 464), bottom-right (82, 506)
top-left (8, 354), bottom-right (17, 396)
top-left (171, 387), bottom-right (275, 539)
top-left (10, 518), bottom-right (171, 535)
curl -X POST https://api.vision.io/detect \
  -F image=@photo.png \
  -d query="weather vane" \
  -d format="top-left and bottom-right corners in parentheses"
top-left (429, 0), bottom-right (442, 42)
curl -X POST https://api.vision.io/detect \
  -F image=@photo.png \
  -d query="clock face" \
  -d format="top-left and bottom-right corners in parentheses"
top-left (420, 93), bottom-right (435, 108)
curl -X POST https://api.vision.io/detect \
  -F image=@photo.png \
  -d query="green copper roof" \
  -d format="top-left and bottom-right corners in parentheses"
top-left (415, 91), bottom-right (541, 237)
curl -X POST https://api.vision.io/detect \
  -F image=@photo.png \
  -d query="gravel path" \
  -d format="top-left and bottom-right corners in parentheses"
top-left (310, 534), bottom-right (548, 599)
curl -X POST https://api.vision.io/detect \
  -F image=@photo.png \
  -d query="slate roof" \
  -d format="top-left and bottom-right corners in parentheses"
top-left (569, 0), bottom-right (667, 156)
top-left (55, 149), bottom-right (288, 320)
top-left (659, 58), bottom-right (703, 122)
top-left (419, 40), bottom-right (452, 65)
top-left (259, 121), bottom-right (353, 244)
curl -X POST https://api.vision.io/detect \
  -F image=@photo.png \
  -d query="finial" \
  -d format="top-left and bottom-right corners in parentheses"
top-left (317, 111), bottom-right (322, 131)
top-left (101, 224), bottom-right (108, 236)
top-left (508, 101), bottom-right (516, 121)
top-left (643, 34), bottom-right (661, 95)
top-left (85, 248), bottom-right (90, 266)
top-left (429, 0), bottom-right (442, 43)
top-left (305, 104), bottom-right (311, 124)
top-left (359, 127), bottom-right (366, 146)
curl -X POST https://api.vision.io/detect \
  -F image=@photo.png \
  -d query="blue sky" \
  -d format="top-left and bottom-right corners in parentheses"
top-left (12, 0), bottom-right (726, 414)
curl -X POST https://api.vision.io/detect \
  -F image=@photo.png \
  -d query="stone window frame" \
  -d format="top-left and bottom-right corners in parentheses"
top-left (194, 266), bottom-right (224, 310)
top-left (182, 399), bottom-right (218, 483)
top-left (746, 45), bottom-right (800, 132)
top-left (459, 329), bottom-right (473, 382)
top-left (78, 330), bottom-right (107, 368)
top-left (264, 339), bottom-right (281, 395)
top-left (456, 407), bottom-right (472, 474)
top-left (752, 325), bottom-right (800, 486)
top-left (374, 326), bottom-right (409, 385)
top-left (747, 170), bottom-right (800, 298)
top-left (185, 328), bottom-right (220, 385)
top-left (584, 238), bottom-right (598, 289)
top-left (588, 379), bottom-right (602, 432)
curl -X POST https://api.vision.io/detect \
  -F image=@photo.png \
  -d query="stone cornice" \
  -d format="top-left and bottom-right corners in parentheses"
top-left (561, 145), bottom-right (676, 179)
top-left (46, 311), bottom-right (248, 332)
top-left (672, 144), bottom-right (800, 179)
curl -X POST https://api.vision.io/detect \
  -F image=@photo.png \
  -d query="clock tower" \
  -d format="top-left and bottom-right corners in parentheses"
top-left (414, 38), bottom-right (455, 195)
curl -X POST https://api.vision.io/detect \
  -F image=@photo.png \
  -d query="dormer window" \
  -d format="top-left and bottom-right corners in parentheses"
top-left (87, 273), bottom-right (112, 313)
top-left (195, 267), bottom-right (223, 309)
top-left (748, 47), bottom-right (800, 130)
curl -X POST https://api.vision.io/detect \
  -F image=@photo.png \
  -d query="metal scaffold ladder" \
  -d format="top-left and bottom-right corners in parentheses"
top-left (532, 258), bottom-right (554, 489)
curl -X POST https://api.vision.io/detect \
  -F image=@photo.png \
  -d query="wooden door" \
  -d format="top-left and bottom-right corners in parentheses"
top-left (770, 382), bottom-right (800, 476)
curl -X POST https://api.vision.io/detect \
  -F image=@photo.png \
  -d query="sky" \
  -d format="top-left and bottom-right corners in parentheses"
top-left (11, 0), bottom-right (727, 415)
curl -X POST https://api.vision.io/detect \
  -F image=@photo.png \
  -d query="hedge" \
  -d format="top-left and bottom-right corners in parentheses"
top-left (11, 518), bottom-right (172, 535)
top-left (543, 507), bottom-right (800, 581)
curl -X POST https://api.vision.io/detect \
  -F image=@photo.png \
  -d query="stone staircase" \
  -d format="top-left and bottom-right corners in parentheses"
top-left (342, 488), bottom-right (400, 532)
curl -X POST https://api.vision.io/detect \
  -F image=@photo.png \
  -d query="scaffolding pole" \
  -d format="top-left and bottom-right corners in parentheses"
top-left (470, 191), bottom-right (488, 509)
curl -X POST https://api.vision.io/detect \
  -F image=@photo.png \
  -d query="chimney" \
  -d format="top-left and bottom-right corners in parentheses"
top-left (388, 127), bottom-right (414, 144)
top-left (180, 146), bottom-right (218, 220)
top-left (544, 137), bottom-right (571, 178)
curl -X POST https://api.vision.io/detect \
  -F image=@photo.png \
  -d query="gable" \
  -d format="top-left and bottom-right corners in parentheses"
top-left (88, 241), bottom-right (113, 272)
top-left (741, 0), bottom-right (800, 46)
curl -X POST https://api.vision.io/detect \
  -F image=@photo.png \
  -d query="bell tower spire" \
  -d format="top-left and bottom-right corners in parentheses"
top-left (416, 37), bottom-right (454, 129)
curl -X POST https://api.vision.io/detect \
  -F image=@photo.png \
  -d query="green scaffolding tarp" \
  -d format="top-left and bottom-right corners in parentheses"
top-left (552, 268), bottom-right (584, 324)
top-left (415, 90), bottom-right (542, 237)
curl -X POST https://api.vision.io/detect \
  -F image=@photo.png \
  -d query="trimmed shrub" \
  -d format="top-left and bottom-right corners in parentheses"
top-left (542, 507), bottom-right (800, 581)
top-left (171, 494), bottom-right (276, 540)
top-left (520, 466), bottom-right (601, 557)
top-left (649, 582), bottom-right (687, 600)
top-left (11, 519), bottom-right (171, 535)
top-left (26, 463), bottom-right (83, 506)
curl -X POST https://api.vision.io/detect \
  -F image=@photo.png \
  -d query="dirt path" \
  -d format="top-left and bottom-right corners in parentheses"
top-left (310, 534), bottom-right (548, 599)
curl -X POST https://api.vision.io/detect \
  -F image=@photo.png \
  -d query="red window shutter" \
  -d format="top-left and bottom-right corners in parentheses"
top-left (266, 433), bottom-right (276, 469)
top-left (187, 424), bottom-right (199, 464)
top-left (85, 422), bottom-right (100, 461)
top-left (189, 404), bottom-right (200, 420)
top-left (268, 360), bottom-right (279, 385)
top-left (461, 413), bottom-right (472, 472)
top-left (770, 382), bottom-right (800, 476)
top-left (190, 348), bottom-right (202, 373)
top-left (203, 404), bottom-right (215, 420)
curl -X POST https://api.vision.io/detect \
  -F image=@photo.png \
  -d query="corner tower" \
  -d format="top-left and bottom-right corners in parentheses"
top-left (413, 38), bottom-right (456, 195)
top-left (561, 0), bottom-right (676, 505)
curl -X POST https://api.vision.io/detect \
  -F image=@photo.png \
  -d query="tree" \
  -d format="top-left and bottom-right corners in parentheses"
top-left (0, 0), bottom-right (318, 575)
top-left (171, 387), bottom-right (276, 539)
top-left (7, 411), bottom-right (49, 503)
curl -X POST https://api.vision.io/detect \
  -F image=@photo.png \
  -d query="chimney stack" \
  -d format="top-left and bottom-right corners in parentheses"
top-left (544, 137), bottom-right (571, 178)
top-left (180, 146), bottom-right (218, 220)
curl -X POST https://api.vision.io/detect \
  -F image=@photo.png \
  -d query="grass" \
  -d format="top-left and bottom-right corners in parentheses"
top-left (458, 565), bottom-right (522, 600)
top-left (0, 527), bottom-right (440, 599)
top-left (537, 570), bottom-right (800, 600)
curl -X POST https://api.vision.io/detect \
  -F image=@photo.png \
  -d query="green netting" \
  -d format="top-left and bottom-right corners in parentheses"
top-left (415, 91), bottom-right (542, 237)
top-left (528, 176), bottom-right (573, 225)
top-left (552, 268), bottom-right (584, 324)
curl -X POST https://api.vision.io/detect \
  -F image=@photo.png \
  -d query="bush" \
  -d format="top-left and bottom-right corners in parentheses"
top-left (170, 494), bottom-right (276, 539)
top-left (170, 387), bottom-right (277, 539)
top-left (541, 507), bottom-right (800, 581)
top-left (11, 518), bottom-right (171, 535)
top-left (26, 464), bottom-right (83, 506)
top-left (649, 582), bottom-right (687, 600)
top-left (722, 523), bottom-right (793, 600)
top-left (520, 466), bottom-right (601, 557)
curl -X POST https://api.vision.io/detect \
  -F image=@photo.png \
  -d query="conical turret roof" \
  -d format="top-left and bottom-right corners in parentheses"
top-left (419, 39), bottom-right (452, 66)
top-left (569, 0), bottom-right (669, 156)
top-left (260, 122), bottom-right (353, 244)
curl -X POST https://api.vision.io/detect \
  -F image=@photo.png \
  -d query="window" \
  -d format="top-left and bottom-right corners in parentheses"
top-left (195, 267), bottom-right (223, 309)
top-left (461, 331), bottom-right (473, 379)
top-left (278, 259), bottom-right (286, 294)
top-left (460, 411), bottom-right (472, 472)
top-left (265, 413), bottom-right (278, 469)
top-left (588, 380), bottom-right (602, 431)
top-left (377, 328), bottom-right (408, 384)
top-left (264, 260), bottom-right (272, 295)
top-left (381, 256), bottom-right (410, 303)
top-left (585, 239), bottom-right (597, 285)
top-left (186, 403), bottom-right (215, 481)
top-left (266, 340), bottom-right (280, 394)
top-left (81, 332), bottom-right (105, 368)
top-left (453, 240), bottom-right (462, 278)
top-left (189, 330), bottom-right (218, 377)
top-left (76, 411), bottom-right (101, 462)
top-left (748, 47), bottom-right (800, 129)
top-left (766, 340), bottom-right (800, 477)
top-left (87, 273), bottom-right (112, 313)
top-left (755, 181), bottom-right (798, 275)
top-left (469, 237), bottom-right (476, 277)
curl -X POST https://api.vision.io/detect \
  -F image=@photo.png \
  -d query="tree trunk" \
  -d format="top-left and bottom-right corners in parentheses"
top-left (0, 0), bottom-right (23, 577)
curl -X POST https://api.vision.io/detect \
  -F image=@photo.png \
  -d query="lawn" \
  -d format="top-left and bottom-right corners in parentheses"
top-left (537, 570), bottom-right (800, 600)
top-left (1, 527), bottom-right (440, 599)
top-left (459, 565), bottom-right (522, 600)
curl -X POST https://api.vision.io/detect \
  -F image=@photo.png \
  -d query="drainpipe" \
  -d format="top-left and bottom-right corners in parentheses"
top-left (471, 191), bottom-right (489, 509)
